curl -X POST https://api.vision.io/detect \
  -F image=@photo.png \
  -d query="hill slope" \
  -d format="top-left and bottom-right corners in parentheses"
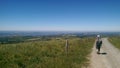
top-left (0, 37), bottom-right (94, 68)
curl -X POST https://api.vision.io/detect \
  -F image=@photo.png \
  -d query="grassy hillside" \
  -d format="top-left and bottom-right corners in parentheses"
top-left (109, 36), bottom-right (120, 49)
top-left (0, 37), bottom-right (95, 68)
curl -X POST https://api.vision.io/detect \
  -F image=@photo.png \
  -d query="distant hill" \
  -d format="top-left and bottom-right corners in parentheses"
top-left (0, 31), bottom-right (120, 37)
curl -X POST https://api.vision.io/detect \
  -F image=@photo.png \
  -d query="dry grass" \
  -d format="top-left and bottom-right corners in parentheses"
top-left (109, 36), bottom-right (120, 49)
top-left (0, 37), bottom-right (94, 68)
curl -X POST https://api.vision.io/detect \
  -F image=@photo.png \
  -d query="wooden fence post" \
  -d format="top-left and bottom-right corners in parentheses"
top-left (65, 39), bottom-right (69, 55)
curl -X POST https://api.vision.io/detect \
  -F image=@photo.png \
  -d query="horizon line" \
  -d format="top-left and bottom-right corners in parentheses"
top-left (0, 30), bottom-right (120, 32)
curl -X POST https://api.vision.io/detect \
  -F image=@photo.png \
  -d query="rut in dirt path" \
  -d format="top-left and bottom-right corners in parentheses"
top-left (89, 38), bottom-right (120, 68)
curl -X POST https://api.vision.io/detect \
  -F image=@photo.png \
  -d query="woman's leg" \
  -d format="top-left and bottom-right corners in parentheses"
top-left (98, 46), bottom-right (100, 53)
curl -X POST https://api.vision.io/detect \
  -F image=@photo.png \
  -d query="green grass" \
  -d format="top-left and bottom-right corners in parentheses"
top-left (0, 37), bottom-right (95, 68)
top-left (109, 36), bottom-right (120, 49)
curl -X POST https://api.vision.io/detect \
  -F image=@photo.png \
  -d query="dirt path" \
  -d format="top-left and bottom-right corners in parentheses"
top-left (89, 38), bottom-right (120, 68)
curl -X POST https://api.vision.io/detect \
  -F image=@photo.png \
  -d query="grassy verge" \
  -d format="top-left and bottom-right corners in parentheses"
top-left (108, 36), bottom-right (120, 49)
top-left (0, 37), bottom-right (94, 68)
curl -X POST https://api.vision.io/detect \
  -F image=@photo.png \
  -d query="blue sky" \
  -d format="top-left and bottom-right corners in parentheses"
top-left (0, 0), bottom-right (120, 31)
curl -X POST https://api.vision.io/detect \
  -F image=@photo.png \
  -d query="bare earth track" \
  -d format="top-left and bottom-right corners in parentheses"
top-left (89, 38), bottom-right (120, 68)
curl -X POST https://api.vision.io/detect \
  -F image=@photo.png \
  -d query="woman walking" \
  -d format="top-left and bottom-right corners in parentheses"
top-left (96, 35), bottom-right (102, 54)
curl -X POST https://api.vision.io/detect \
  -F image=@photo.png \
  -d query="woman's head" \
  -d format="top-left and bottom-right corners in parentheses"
top-left (97, 35), bottom-right (101, 41)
